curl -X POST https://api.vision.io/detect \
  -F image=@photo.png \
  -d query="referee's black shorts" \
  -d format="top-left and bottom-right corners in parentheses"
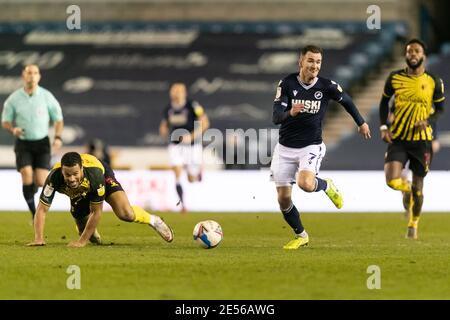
top-left (14, 136), bottom-right (51, 171)
top-left (385, 140), bottom-right (432, 177)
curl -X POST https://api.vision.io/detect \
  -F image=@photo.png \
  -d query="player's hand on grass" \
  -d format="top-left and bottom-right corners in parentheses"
top-left (358, 123), bottom-right (371, 139)
top-left (414, 120), bottom-right (428, 132)
top-left (68, 240), bottom-right (87, 248)
top-left (26, 240), bottom-right (46, 246)
top-left (289, 103), bottom-right (304, 117)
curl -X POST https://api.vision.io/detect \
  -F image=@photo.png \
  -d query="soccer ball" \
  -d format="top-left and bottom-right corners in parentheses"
top-left (193, 220), bottom-right (223, 249)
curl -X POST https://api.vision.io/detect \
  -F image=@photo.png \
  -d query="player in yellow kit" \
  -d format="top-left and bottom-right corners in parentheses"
top-left (27, 152), bottom-right (174, 247)
top-left (379, 39), bottom-right (445, 239)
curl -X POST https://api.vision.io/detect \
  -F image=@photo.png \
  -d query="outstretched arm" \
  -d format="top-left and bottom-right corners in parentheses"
top-left (340, 92), bottom-right (371, 139)
top-left (272, 103), bottom-right (290, 124)
top-left (272, 79), bottom-right (296, 125)
top-left (27, 202), bottom-right (50, 246)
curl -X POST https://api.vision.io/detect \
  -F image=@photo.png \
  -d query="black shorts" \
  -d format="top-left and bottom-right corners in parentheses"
top-left (102, 160), bottom-right (124, 196)
top-left (70, 162), bottom-right (124, 219)
top-left (14, 137), bottom-right (51, 171)
top-left (385, 140), bottom-right (432, 177)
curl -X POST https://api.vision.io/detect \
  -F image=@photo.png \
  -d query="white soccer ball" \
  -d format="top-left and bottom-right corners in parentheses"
top-left (193, 220), bottom-right (223, 249)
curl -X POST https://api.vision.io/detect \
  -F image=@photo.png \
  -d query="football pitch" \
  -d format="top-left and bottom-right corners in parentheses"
top-left (1, 211), bottom-right (450, 300)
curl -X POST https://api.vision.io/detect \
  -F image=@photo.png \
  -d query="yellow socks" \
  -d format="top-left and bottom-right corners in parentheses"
top-left (131, 205), bottom-right (152, 224)
top-left (408, 216), bottom-right (420, 228)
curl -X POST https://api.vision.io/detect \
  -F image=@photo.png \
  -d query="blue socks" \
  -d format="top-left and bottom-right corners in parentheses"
top-left (282, 203), bottom-right (304, 234)
top-left (314, 177), bottom-right (327, 192)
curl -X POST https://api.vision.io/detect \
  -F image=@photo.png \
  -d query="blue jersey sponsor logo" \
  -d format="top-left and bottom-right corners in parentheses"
top-left (291, 99), bottom-right (322, 114)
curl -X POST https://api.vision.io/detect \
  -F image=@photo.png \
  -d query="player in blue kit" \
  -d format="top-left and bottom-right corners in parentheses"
top-left (270, 45), bottom-right (371, 249)
top-left (159, 83), bottom-right (210, 213)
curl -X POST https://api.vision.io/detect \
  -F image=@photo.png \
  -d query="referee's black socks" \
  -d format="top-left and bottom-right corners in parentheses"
top-left (22, 184), bottom-right (36, 217)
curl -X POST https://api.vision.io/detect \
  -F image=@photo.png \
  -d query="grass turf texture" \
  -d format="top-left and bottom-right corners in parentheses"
top-left (1, 211), bottom-right (450, 299)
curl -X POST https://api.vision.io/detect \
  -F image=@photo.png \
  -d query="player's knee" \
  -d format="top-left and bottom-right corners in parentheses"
top-left (297, 178), bottom-right (315, 193)
top-left (187, 175), bottom-right (196, 183)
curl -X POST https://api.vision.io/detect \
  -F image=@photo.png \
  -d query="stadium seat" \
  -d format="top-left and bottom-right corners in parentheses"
top-left (441, 42), bottom-right (450, 55)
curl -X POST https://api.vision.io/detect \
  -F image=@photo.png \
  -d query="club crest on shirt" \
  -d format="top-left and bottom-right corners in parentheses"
top-left (293, 90), bottom-right (298, 96)
top-left (314, 91), bottom-right (323, 99)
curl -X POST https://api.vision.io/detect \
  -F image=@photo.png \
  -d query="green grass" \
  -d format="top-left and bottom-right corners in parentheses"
top-left (1, 211), bottom-right (450, 300)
